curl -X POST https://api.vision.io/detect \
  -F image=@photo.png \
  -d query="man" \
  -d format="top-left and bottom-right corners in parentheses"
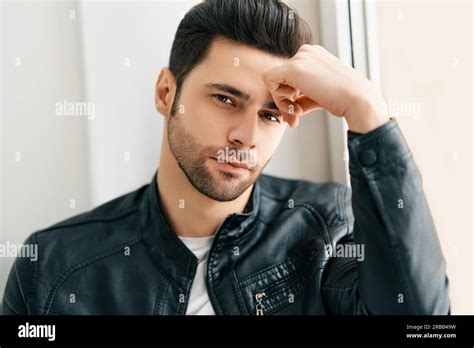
top-left (3, 0), bottom-right (449, 315)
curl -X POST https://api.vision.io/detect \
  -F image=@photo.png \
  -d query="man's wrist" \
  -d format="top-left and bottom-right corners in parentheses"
top-left (345, 97), bottom-right (390, 133)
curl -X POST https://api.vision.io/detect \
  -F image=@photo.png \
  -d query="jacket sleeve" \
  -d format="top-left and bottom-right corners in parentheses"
top-left (2, 233), bottom-right (37, 315)
top-left (321, 119), bottom-right (450, 315)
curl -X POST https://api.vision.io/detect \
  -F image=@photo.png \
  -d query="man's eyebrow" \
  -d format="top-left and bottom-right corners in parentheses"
top-left (205, 83), bottom-right (279, 110)
top-left (262, 100), bottom-right (279, 110)
top-left (205, 83), bottom-right (250, 101)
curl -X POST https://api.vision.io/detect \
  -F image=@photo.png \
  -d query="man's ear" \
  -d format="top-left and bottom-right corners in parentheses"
top-left (155, 67), bottom-right (176, 118)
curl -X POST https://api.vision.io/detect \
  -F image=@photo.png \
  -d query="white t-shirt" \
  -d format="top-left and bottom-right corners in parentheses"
top-left (178, 235), bottom-right (216, 315)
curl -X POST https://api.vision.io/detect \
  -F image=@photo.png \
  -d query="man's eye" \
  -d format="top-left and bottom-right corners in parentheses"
top-left (214, 94), bottom-right (235, 106)
top-left (260, 112), bottom-right (281, 123)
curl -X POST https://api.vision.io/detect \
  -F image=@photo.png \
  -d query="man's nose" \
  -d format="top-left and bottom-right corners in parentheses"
top-left (227, 112), bottom-right (259, 148)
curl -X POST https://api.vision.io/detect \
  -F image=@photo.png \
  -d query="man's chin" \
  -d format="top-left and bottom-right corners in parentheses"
top-left (194, 168), bottom-right (255, 202)
top-left (207, 176), bottom-right (251, 201)
top-left (177, 158), bottom-right (259, 202)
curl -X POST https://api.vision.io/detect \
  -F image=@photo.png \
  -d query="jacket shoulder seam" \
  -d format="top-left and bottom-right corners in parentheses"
top-left (36, 207), bottom-right (139, 236)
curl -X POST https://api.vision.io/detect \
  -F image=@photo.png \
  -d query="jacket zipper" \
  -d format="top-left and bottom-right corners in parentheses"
top-left (255, 292), bottom-right (266, 315)
top-left (204, 213), bottom-right (236, 315)
top-left (253, 262), bottom-right (309, 316)
top-left (182, 258), bottom-right (198, 315)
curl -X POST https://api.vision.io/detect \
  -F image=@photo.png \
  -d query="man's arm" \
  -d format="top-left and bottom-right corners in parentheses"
top-left (261, 43), bottom-right (450, 314)
top-left (321, 119), bottom-right (450, 315)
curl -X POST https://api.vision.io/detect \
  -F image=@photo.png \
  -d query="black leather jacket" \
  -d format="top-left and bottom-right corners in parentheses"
top-left (2, 120), bottom-right (450, 315)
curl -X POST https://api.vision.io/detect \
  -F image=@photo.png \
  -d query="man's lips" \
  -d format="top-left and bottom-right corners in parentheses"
top-left (226, 161), bottom-right (251, 170)
top-left (210, 157), bottom-right (251, 170)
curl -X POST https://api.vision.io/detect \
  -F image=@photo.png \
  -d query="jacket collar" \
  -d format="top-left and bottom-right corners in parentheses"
top-left (140, 169), bottom-right (260, 289)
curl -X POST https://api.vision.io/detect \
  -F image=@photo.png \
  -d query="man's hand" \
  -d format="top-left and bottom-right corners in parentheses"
top-left (261, 44), bottom-right (390, 133)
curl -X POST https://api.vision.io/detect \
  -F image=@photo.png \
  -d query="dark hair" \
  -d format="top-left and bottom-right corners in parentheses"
top-left (168, 0), bottom-right (313, 115)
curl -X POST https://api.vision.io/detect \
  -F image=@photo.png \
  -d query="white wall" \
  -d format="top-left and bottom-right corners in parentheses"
top-left (1, 1), bottom-right (91, 302)
top-left (79, 1), bottom-right (191, 205)
top-left (375, 0), bottom-right (473, 314)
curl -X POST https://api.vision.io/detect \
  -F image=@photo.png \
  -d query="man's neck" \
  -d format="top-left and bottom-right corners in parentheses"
top-left (156, 145), bottom-right (253, 238)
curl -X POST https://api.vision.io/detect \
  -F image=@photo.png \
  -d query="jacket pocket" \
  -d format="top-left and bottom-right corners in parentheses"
top-left (237, 238), bottom-right (325, 315)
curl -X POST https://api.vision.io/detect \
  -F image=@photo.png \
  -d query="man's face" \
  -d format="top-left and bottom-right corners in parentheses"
top-left (167, 39), bottom-right (288, 202)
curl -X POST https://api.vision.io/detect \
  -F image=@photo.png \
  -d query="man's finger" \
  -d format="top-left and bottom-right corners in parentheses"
top-left (278, 96), bottom-right (323, 128)
top-left (275, 98), bottom-right (303, 127)
top-left (261, 64), bottom-right (295, 94)
top-left (270, 83), bottom-right (299, 99)
top-left (294, 95), bottom-right (323, 114)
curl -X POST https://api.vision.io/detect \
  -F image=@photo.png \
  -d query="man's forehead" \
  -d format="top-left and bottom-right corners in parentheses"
top-left (193, 39), bottom-right (286, 109)
top-left (204, 37), bottom-right (288, 68)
